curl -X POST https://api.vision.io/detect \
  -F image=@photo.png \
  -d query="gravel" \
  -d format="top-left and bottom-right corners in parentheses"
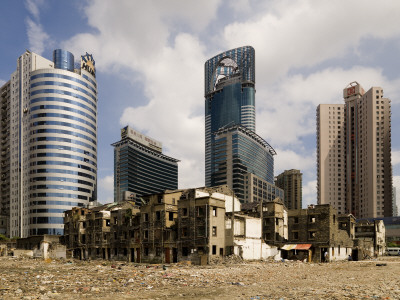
top-left (0, 256), bottom-right (399, 299)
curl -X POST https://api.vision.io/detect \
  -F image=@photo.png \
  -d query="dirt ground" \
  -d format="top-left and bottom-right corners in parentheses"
top-left (0, 256), bottom-right (399, 299)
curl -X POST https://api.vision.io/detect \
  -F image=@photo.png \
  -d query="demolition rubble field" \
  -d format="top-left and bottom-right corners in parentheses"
top-left (1, 257), bottom-right (400, 299)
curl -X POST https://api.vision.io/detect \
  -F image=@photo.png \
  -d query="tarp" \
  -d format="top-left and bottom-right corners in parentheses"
top-left (281, 244), bottom-right (312, 250)
top-left (281, 244), bottom-right (297, 250)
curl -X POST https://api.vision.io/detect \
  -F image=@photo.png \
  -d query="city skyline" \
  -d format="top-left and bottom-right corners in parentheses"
top-left (1, 0), bottom-right (400, 208)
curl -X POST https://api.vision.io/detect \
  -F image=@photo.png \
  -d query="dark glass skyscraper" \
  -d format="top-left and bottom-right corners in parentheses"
top-left (112, 126), bottom-right (179, 205)
top-left (205, 46), bottom-right (256, 187)
top-left (205, 46), bottom-right (276, 203)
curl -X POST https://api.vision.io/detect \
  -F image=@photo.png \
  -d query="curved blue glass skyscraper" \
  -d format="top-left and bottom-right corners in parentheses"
top-left (205, 46), bottom-right (256, 187)
top-left (205, 46), bottom-right (276, 203)
top-left (1, 49), bottom-right (97, 237)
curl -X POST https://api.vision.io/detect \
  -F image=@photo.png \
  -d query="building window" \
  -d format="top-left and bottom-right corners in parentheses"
top-left (182, 208), bottom-right (188, 217)
top-left (144, 247), bottom-right (149, 256)
top-left (309, 231), bottom-right (316, 239)
top-left (212, 245), bottom-right (217, 255)
top-left (144, 230), bottom-right (148, 239)
top-left (181, 227), bottom-right (188, 237)
top-left (143, 213), bottom-right (149, 222)
top-left (156, 211), bottom-right (161, 220)
top-left (169, 212), bottom-right (174, 221)
top-left (293, 232), bottom-right (299, 240)
top-left (197, 206), bottom-right (204, 216)
top-left (197, 226), bottom-right (205, 237)
top-left (212, 207), bottom-right (217, 217)
top-left (212, 226), bottom-right (217, 236)
top-left (182, 247), bottom-right (189, 256)
top-left (309, 216), bottom-right (316, 223)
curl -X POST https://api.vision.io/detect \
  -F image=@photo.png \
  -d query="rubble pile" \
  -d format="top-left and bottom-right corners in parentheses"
top-left (0, 257), bottom-right (399, 299)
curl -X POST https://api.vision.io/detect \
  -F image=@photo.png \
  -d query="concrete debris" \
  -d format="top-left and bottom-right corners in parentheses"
top-left (0, 256), bottom-right (399, 299)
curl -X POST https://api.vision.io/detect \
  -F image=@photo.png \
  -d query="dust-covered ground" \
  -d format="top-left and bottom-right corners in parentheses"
top-left (0, 256), bottom-right (399, 299)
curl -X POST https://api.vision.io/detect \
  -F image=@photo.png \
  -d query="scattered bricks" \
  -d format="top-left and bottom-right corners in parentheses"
top-left (0, 256), bottom-right (400, 299)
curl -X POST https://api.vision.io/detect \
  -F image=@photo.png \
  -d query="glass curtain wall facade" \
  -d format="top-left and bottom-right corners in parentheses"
top-left (2, 49), bottom-right (97, 237)
top-left (112, 126), bottom-right (179, 205)
top-left (244, 173), bottom-right (284, 203)
top-left (212, 125), bottom-right (275, 202)
top-left (205, 46), bottom-right (256, 187)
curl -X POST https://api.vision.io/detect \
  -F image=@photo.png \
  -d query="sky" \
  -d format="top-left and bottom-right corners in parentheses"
top-left (1, 0), bottom-right (400, 209)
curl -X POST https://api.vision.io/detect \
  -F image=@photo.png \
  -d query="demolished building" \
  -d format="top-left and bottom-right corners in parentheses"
top-left (64, 188), bottom-right (385, 264)
top-left (284, 204), bottom-right (355, 262)
top-left (354, 219), bottom-right (386, 258)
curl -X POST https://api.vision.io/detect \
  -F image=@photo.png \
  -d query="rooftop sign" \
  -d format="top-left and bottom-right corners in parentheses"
top-left (81, 53), bottom-right (95, 77)
top-left (121, 126), bottom-right (162, 152)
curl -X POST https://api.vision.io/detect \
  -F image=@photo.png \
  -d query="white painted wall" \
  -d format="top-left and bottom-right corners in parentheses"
top-left (329, 246), bottom-right (352, 261)
top-left (233, 238), bottom-right (280, 260)
top-left (246, 218), bottom-right (261, 238)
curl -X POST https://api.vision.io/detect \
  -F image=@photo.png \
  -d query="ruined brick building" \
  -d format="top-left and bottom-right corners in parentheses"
top-left (64, 187), bottom-right (385, 264)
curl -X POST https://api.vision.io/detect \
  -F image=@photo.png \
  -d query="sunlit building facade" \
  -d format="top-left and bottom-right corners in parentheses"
top-left (275, 169), bottom-right (302, 210)
top-left (0, 49), bottom-right (98, 237)
top-left (317, 82), bottom-right (393, 218)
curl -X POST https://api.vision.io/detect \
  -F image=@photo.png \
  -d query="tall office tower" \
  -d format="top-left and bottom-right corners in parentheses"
top-left (204, 46), bottom-right (278, 203)
top-left (275, 169), bottom-right (302, 210)
top-left (317, 82), bottom-right (393, 218)
top-left (112, 126), bottom-right (179, 205)
top-left (0, 49), bottom-right (98, 237)
top-left (205, 46), bottom-right (256, 187)
top-left (212, 125), bottom-right (276, 202)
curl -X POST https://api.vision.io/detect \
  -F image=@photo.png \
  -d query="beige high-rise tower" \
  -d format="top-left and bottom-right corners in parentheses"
top-left (275, 169), bottom-right (302, 210)
top-left (317, 82), bottom-right (392, 218)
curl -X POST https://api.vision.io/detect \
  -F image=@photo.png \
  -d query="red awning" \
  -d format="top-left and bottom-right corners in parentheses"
top-left (281, 244), bottom-right (312, 250)
top-left (295, 244), bottom-right (312, 250)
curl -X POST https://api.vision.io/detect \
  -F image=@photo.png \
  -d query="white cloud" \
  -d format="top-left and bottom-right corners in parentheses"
top-left (24, 0), bottom-right (44, 21)
top-left (274, 149), bottom-right (315, 174)
top-left (256, 66), bottom-right (400, 148)
top-left (61, 0), bottom-right (400, 201)
top-left (392, 150), bottom-right (400, 166)
top-left (0, 80), bottom-right (6, 87)
top-left (302, 180), bottom-right (317, 208)
top-left (97, 175), bottom-right (114, 204)
top-left (63, 0), bottom-right (221, 74)
top-left (222, 0), bottom-right (400, 82)
top-left (24, 0), bottom-right (50, 55)
top-left (26, 18), bottom-right (50, 55)
top-left (62, 1), bottom-right (223, 189)
top-left (119, 33), bottom-right (207, 188)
